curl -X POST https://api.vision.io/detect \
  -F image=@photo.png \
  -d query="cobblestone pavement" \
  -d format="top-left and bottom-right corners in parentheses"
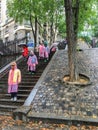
top-left (27, 48), bottom-right (98, 123)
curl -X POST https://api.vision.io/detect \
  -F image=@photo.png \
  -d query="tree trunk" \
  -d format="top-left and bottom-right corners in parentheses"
top-left (73, 0), bottom-right (79, 42)
top-left (29, 4), bottom-right (36, 48)
top-left (29, 14), bottom-right (36, 44)
top-left (34, 16), bottom-right (37, 47)
top-left (50, 23), bottom-right (54, 44)
top-left (64, 0), bottom-right (79, 81)
top-left (73, 0), bottom-right (80, 80)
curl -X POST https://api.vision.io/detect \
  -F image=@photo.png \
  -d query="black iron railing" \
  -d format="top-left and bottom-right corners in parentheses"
top-left (0, 37), bottom-right (27, 55)
top-left (0, 37), bottom-right (27, 69)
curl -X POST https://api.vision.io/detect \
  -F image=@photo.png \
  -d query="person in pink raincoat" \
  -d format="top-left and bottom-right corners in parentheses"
top-left (8, 61), bottom-right (21, 101)
top-left (27, 51), bottom-right (38, 74)
top-left (44, 44), bottom-right (50, 62)
top-left (38, 42), bottom-right (45, 59)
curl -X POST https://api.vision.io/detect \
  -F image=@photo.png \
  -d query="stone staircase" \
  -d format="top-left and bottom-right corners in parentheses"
top-left (0, 56), bottom-right (51, 116)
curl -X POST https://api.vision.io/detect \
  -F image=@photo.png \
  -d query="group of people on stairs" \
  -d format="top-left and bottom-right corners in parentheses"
top-left (7, 40), bottom-right (57, 102)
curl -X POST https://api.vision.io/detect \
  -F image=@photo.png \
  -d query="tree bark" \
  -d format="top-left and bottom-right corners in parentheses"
top-left (73, 0), bottom-right (79, 42)
top-left (50, 23), bottom-right (54, 44)
top-left (73, 0), bottom-right (80, 80)
top-left (29, 15), bottom-right (38, 48)
top-left (34, 16), bottom-right (38, 47)
top-left (64, 0), bottom-right (79, 81)
top-left (29, 14), bottom-right (35, 43)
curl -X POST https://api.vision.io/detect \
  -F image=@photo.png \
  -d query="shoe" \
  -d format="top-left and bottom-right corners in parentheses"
top-left (44, 60), bottom-right (47, 62)
top-left (13, 97), bottom-right (17, 101)
top-left (32, 71), bottom-right (36, 74)
top-left (28, 70), bottom-right (31, 74)
top-left (31, 72), bottom-right (35, 74)
top-left (11, 98), bottom-right (13, 101)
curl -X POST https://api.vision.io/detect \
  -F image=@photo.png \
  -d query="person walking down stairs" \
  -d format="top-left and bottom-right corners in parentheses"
top-left (38, 42), bottom-right (45, 60)
top-left (44, 44), bottom-right (50, 62)
top-left (22, 45), bottom-right (29, 61)
top-left (8, 61), bottom-right (21, 101)
top-left (27, 51), bottom-right (38, 74)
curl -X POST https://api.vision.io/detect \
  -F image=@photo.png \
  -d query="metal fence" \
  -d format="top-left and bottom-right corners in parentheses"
top-left (0, 37), bottom-right (27, 55)
top-left (0, 37), bottom-right (27, 69)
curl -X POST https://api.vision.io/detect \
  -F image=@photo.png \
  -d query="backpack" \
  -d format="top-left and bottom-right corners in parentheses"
top-left (31, 57), bottom-right (36, 63)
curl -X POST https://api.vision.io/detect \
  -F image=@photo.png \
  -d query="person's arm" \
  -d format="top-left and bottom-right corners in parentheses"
top-left (8, 71), bottom-right (11, 84)
top-left (18, 70), bottom-right (21, 84)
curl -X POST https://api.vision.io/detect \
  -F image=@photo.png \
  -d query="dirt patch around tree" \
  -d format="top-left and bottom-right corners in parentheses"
top-left (62, 74), bottom-right (91, 86)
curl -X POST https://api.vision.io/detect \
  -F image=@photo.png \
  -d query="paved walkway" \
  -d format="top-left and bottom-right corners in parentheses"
top-left (25, 48), bottom-right (98, 124)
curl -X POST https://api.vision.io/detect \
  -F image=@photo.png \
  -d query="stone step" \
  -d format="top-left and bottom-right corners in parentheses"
top-left (0, 73), bottom-right (42, 80)
top-left (0, 85), bottom-right (33, 89)
top-left (0, 82), bottom-right (7, 85)
top-left (23, 72), bottom-right (42, 75)
top-left (21, 75), bottom-right (41, 79)
top-left (2, 75), bottom-right (41, 79)
top-left (0, 104), bottom-right (18, 110)
top-left (0, 98), bottom-right (24, 103)
top-left (0, 94), bottom-right (28, 99)
top-left (18, 89), bottom-right (31, 94)
top-left (20, 82), bottom-right (36, 85)
top-left (0, 53), bottom-right (51, 115)
top-left (22, 79), bottom-right (39, 82)
top-left (0, 111), bottom-right (12, 116)
top-left (0, 99), bottom-right (24, 106)
top-left (19, 85), bottom-right (34, 88)
top-left (0, 78), bottom-right (39, 82)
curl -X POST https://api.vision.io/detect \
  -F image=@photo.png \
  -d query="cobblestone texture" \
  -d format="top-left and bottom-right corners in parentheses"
top-left (29, 48), bottom-right (98, 122)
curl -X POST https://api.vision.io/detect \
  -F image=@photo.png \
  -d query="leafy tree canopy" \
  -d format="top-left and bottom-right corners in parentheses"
top-left (7, 0), bottom-right (98, 38)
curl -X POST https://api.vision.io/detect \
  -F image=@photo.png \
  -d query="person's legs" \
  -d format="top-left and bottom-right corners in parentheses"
top-left (11, 92), bottom-right (17, 101)
top-left (33, 65), bottom-right (36, 73)
top-left (11, 93), bottom-right (14, 100)
top-left (31, 65), bottom-right (34, 74)
top-left (13, 92), bottom-right (17, 101)
top-left (30, 64), bottom-right (36, 74)
top-left (28, 66), bottom-right (31, 74)
top-left (34, 65), bottom-right (36, 72)
top-left (30, 65), bottom-right (33, 74)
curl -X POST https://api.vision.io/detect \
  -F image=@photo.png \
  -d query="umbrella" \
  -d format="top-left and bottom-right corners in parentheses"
top-left (52, 42), bottom-right (58, 46)
top-left (18, 42), bottom-right (27, 47)
top-left (50, 42), bottom-right (59, 49)
top-left (27, 40), bottom-right (34, 47)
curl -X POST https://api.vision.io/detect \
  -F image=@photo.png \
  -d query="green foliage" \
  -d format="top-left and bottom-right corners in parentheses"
top-left (91, 7), bottom-right (98, 38)
top-left (58, 17), bottom-right (66, 38)
top-left (7, 0), bottom-right (98, 39)
top-left (7, 0), bottom-right (43, 23)
top-left (80, 36), bottom-right (91, 43)
top-left (78, 0), bottom-right (98, 34)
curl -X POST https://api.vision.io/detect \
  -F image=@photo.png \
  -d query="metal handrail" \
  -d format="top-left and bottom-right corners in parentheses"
top-left (0, 38), bottom-right (27, 70)
top-left (0, 37), bottom-right (27, 55)
top-left (0, 55), bottom-right (23, 78)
